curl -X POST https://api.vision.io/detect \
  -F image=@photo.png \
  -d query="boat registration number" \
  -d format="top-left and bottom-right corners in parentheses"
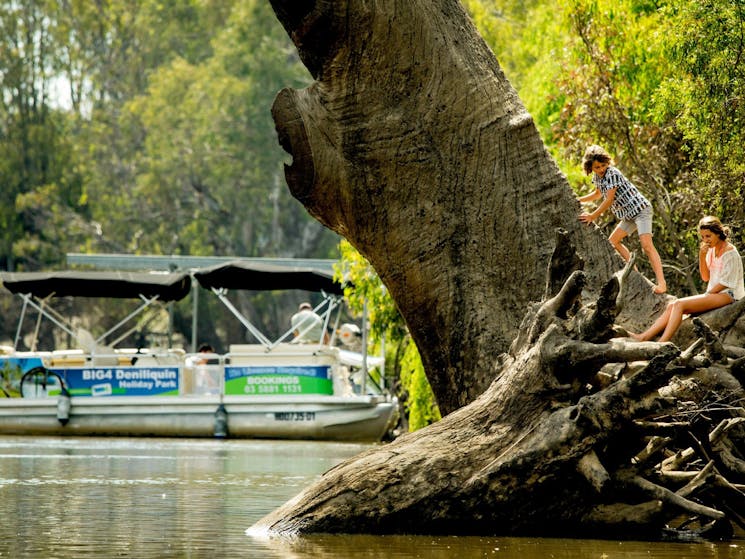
top-left (274, 412), bottom-right (316, 421)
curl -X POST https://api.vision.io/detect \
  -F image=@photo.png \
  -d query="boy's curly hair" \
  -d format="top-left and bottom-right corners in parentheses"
top-left (582, 145), bottom-right (612, 175)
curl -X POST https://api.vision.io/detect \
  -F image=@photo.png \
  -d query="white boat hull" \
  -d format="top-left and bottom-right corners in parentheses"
top-left (0, 395), bottom-right (398, 441)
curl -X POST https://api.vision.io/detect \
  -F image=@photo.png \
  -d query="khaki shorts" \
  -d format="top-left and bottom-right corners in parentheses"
top-left (618, 205), bottom-right (653, 236)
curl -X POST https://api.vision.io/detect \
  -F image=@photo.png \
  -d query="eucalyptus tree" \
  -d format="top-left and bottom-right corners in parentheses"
top-left (123, 0), bottom-right (336, 259)
top-left (653, 0), bottom-right (745, 233)
top-left (113, 0), bottom-right (341, 345)
top-left (64, 0), bottom-right (241, 256)
top-left (0, 0), bottom-right (90, 271)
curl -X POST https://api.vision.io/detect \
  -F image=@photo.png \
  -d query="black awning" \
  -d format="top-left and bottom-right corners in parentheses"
top-left (193, 260), bottom-right (345, 295)
top-left (0, 270), bottom-right (191, 302)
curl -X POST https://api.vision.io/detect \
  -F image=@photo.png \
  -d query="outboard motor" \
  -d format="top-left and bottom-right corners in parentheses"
top-left (214, 404), bottom-right (228, 438)
top-left (56, 387), bottom-right (71, 426)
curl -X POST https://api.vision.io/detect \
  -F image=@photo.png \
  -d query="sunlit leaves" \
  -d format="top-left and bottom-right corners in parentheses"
top-left (335, 240), bottom-right (440, 430)
top-left (654, 0), bottom-right (745, 215)
top-left (468, 0), bottom-right (744, 292)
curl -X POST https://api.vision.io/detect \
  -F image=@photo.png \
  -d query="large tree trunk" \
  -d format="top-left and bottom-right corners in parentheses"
top-left (255, 0), bottom-right (745, 541)
top-left (269, 0), bottom-right (661, 414)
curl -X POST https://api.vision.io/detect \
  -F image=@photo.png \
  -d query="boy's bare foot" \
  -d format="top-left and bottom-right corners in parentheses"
top-left (653, 283), bottom-right (667, 295)
top-left (628, 331), bottom-right (645, 342)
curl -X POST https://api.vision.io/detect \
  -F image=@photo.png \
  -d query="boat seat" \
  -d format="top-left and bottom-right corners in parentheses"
top-left (50, 350), bottom-right (87, 367)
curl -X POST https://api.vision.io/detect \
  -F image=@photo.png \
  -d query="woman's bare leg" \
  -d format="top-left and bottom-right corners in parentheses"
top-left (629, 304), bottom-right (673, 341)
top-left (657, 293), bottom-right (733, 342)
top-left (630, 292), bottom-right (733, 342)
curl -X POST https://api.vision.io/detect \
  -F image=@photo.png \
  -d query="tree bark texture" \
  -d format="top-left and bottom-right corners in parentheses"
top-left (268, 0), bottom-right (661, 415)
top-left (258, 0), bottom-right (745, 542)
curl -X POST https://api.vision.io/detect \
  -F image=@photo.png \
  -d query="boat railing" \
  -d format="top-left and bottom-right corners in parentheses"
top-left (46, 348), bottom-right (186, 368)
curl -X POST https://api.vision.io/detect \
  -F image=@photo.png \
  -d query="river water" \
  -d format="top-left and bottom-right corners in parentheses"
top-left (0, 435), bottom-right (742, 559)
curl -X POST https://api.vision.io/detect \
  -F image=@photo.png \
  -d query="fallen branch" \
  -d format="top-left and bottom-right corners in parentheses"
top-left (629, 475), bottom-right (725, 520)
top-left (631, 436), bottom-right (672, 467)
top-left (693, 317), bottom-right (727, 364)
top-left (528, 271), bottom-right (585, 345)
top-left (657, 469), bottom-right (745, 491)
top-left (544, 228), bottom-right (584, 299)
top-left (577, 450), bottom-right (610, 493)
top-left (675, 460), bottom-right (716, 498)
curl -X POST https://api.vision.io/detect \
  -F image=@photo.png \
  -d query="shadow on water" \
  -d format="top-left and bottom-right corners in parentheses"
top-left (0, 436), bottom-right (742, 559)
top-left (248, 533), bottom-right (745, 559)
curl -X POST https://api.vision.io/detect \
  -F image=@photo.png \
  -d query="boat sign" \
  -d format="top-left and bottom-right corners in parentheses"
top-left (54, 367), bottom-right (180, 397)
top-left (224, 365), bottom-right (332, 395)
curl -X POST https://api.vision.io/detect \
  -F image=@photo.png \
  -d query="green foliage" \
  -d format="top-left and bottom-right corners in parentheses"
top-left (0, 0), bottom-right (87, 270)
top-left (335, 240), bottom-right (440, 431)
top-left (399, 340), bottom-right (442, 431)
top-left (116, 0), bottom-right (324, 257)
top-left (652, 0), bottom-right (745, 225)
top-left (0, 0), bottom-right (337, 264)
top-left (335, 240), bottom-right (406, 344)
top-left (468, 0), bottom-right (745, 294)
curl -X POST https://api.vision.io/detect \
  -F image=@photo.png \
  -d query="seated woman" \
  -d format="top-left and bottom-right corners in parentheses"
top-left (630, 216), bottom-right (744, 342)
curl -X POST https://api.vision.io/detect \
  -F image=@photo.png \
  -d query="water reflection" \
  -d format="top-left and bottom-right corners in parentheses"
top-left (0, 436), bottom-right (368, 558)
top-left (0, 436), bottom-right (742, 558)
top-left (251, 534), bottom-right (745, 559)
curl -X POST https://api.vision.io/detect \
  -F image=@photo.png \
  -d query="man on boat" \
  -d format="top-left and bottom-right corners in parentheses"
top-left (186, 344), bottom-right (220, 394)
top-left (291, 303), bottom-right (329, 344)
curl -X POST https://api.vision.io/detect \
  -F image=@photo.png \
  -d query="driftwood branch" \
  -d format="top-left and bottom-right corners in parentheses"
top-left (692, 317), bottom-right (727, 364)
top-left (551, 339), bottom-right (676, 376)
top-left (675, 460), bottom-right (716, 498)
top-left (677, 338), bottom-right (705, 366)
top-left (629, 475), bottom-right (726, 520)
top-left (528, 271), bottom-right (586, 345)
top-left (631, 436), bottom-right (671, 466)
top-left (613, 252), bottom-right (636, 316)
top-left (544, 228), bottom-right (585, 299)
top-left (575, 253), bottom-right (635, 344)
top-left (577, 450), bottom-right (610, 493)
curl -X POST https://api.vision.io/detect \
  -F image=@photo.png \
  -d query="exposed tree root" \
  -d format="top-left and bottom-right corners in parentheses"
top-left (250, 230), bottom-right (745, 543)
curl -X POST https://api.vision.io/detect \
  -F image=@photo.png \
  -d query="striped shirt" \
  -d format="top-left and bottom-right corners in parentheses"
top-left (592, 166), bottom-right (650, 220)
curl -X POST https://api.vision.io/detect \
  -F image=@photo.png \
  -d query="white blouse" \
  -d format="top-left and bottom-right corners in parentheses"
top-left (706, 246), bottom-right (745, 300)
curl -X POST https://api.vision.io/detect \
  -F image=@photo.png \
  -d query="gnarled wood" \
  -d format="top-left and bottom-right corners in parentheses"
top-left (268, 0), bottom-right (661, 415)
top-left (257, 0), bottom-right (745, 543)
top-left (251, 255), bottom-right (745, 541)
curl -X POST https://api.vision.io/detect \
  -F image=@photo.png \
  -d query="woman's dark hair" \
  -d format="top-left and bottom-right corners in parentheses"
top-left (698, 215), bottom-right (730, 240)
top-left (582, 145), bottom-right (612, 175)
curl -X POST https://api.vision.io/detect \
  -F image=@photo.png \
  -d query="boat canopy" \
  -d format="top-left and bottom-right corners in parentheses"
top-left (193, 260), bottom-right (345, 295)
top-left (0, 271), bottom-right (191, 302)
